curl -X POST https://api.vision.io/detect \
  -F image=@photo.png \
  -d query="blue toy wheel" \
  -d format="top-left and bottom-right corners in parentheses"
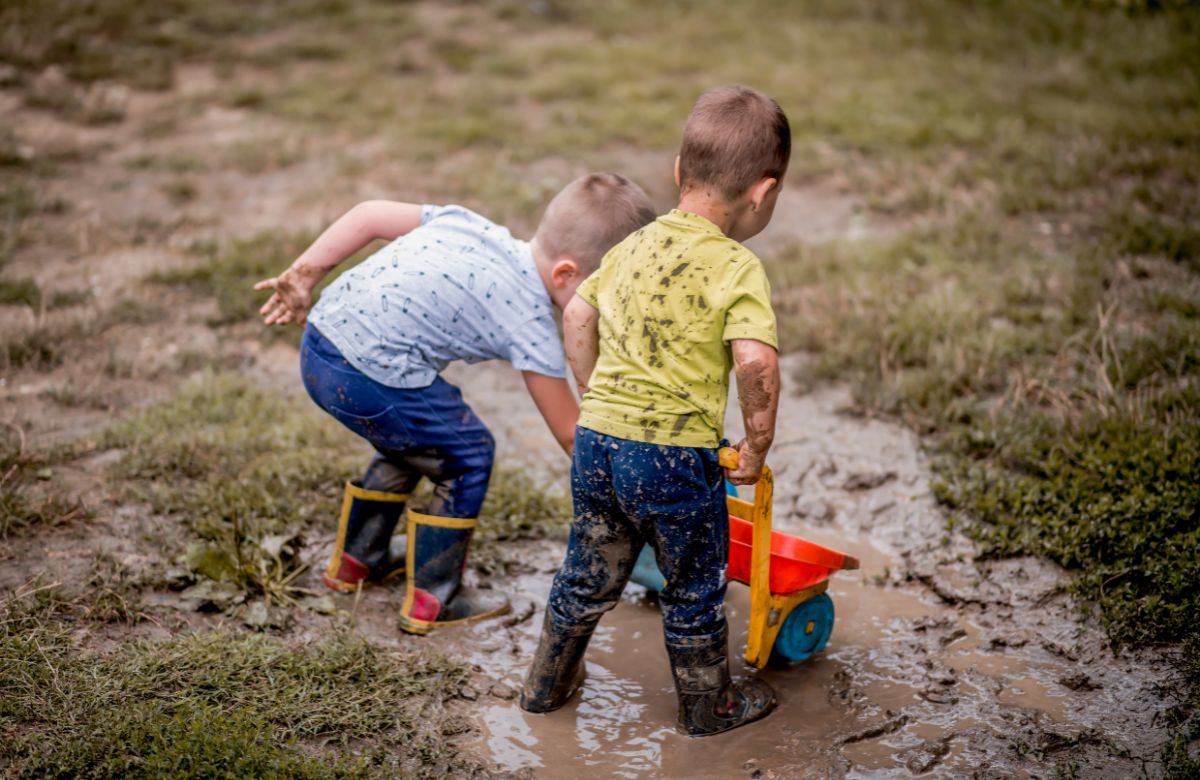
top-left (769, 593), bottom-right (835, 665)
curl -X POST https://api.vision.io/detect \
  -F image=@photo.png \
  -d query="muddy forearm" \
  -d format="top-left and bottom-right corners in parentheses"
top-left (563, 295), bottom-right (600, 394)
top-left (732, 339), bottom-right (780, 458)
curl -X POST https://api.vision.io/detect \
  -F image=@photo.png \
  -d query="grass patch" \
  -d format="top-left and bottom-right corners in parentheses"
top-left (0, 585), bottom-right (480, 778)
top-left (0, 431), bottom-right (94, 540)
top-left (101, 373), bottom-right (362, 612)
top-left (472, 465), bottom-right (571, 575)
top-left (0, 277), bottom-right (40, 308)
top-left (0, 317), bottom-right (89, 372)
top-left (149, 232), bottom-right (318, 327)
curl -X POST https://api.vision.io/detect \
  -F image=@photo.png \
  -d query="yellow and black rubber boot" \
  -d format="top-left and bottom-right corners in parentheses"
top-left (324, 481), bottom-right (411, 592)
top-left (398, 510), bottom-right (510, 635)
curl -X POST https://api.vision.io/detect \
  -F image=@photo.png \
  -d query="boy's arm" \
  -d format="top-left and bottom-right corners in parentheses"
top-left (522, 372), bottom-right (579, 456)
top-left (563, 294), bottom-right (600, 396)
top-left (255, 200), bottom-right (423, 326)
top-left (728, 338), bottom-right (780, 486)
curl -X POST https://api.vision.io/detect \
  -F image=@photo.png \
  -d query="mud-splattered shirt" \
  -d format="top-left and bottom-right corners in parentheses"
top-left (576, 209), bottom-right (777, 447)
top-left (308, 204), bottom-right (565, 389)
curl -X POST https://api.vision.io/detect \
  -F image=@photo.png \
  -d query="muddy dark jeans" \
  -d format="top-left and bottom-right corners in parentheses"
top-left (548, 426), bottom-right (730, 644)
top-left (300, 324), bottom-right (494, 518)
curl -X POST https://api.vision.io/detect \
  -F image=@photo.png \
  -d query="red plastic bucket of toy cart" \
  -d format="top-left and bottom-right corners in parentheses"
top-left (726, 514), bottom-right (856, 595)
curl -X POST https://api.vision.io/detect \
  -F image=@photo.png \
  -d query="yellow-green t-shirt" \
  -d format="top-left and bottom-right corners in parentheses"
top-left (576, 209), bottom-right (777, 447)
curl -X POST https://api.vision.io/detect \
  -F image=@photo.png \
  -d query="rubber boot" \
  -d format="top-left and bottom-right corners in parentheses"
top-left (666, 626), bottom-right (777, 737)
top-left (398, 509), bottom-right (510, 635)
top-left (323, 481), bottom-right (410, 592)
top-left (520, 607), bottom-right (594, 713)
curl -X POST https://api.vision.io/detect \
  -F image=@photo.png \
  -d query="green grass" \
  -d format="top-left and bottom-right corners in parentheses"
top-left (1, 429), bottom-right (95, 540)
top-left (102, 373), bottom-right (363, 608)
top-left (472, 465), bottom-right (571, 575)
top-left (0, 586), bottom-right (479, 778)
top-left (149, 232), bottom-right (318, 327)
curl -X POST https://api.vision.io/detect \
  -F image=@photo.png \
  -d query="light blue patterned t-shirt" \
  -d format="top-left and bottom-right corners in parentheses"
top-left (308, 204), bottom-right (565, 389)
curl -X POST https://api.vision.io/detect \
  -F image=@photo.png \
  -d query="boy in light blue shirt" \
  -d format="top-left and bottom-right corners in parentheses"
top-left (256, 173), bottom-right (656, 635)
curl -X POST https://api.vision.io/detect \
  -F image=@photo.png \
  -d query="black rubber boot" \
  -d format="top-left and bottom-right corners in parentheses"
top-left (666, 626), bottom-right (777, 737)
top-left (398, 510), bottom-right (510, 635)
top-left (324, 481), bottom-right (410, 592)
top-left (520, 607), bottom-right (594, 713)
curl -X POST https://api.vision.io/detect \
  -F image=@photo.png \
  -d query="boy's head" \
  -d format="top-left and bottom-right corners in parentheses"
top-left (533, 172), bottom-right (657, 308)
top-left (676, 85), bottom-right (791, 239)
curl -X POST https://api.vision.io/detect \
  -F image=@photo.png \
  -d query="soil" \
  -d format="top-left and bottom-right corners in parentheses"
top-left (0, 61), bottom-right (1179, 779)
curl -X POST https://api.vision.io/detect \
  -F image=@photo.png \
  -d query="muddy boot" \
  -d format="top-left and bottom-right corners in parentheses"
top-left (666, 627), bottom-right (777, 737)
top-left (398, 510), bottom-right (510, 635)
top-left (323, 481), bottom-right (411, 592)
top-left (520, 607), bottom-right (594, 713)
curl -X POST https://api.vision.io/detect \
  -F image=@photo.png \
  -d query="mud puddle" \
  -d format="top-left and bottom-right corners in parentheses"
top-left (397, 357), bottom-right (1176, 779)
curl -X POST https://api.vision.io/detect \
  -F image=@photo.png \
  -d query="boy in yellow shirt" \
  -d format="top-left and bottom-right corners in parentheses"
top-left (520, 85), bottom-right (788, 736)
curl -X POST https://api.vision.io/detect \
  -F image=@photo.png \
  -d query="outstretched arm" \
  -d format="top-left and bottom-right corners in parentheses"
top-left (522, 372), bottom-right (579, 456)
top-left (563, 294), bottom-right (600, 396)
top-left (255, 200), bottom-right (423, 326)
top-left (727, 338), bottom-right (780, 486)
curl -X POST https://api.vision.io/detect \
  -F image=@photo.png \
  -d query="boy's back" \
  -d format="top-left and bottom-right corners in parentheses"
top-left (310, 204), bottom-right (563, 390)
top-left (577, 209), bottom-right (776, 447)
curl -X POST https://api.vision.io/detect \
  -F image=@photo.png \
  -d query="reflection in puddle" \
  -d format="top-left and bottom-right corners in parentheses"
top-left (482, 659), bottom-right (668, 778)
top-left (481, 703), bottom-right (543, 771)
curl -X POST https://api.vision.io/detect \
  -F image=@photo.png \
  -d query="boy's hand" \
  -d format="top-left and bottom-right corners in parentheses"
top-left (255, 265), bottom-right (321, 326)
top-left (725, 439), bottom-right (767, 485)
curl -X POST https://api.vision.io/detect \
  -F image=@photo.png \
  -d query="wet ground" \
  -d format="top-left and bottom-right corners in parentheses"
top-left (300, 355), bottom-right (1175, 779)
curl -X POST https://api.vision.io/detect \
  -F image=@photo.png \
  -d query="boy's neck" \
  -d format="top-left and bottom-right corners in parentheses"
top-left (531, 237), bottom-right (571, 310)
top-left (676, 188), bottom-right (750, 239)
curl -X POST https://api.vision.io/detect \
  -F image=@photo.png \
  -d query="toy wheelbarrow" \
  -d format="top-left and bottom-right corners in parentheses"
top-left (630, 448), bottom-right (859, 668)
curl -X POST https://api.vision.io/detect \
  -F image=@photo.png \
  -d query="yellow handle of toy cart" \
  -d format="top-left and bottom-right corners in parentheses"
top-left (718, 447), bottom-right (776, 667)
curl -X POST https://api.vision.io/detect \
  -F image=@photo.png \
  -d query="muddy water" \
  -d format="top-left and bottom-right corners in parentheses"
top-left (330, 358), bottom-right (1173, 779)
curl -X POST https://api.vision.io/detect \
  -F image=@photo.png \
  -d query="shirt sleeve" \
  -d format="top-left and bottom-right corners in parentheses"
top-left (576, 270), bottom-right (601, 308)
top-left (506, 313), bottom-right (567, 378)
top-left (721, 258), bottom-right (778, 349)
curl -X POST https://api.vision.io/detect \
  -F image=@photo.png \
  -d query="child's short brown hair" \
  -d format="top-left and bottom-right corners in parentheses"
top-left (678, 85), bottom-right (791, 202)
top-left (535, 172), bottom-right (657, 273)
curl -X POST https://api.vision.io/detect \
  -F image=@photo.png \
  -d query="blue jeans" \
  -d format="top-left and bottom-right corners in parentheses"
top-left (300, 324), bottom-right (494, 518)
top-left (548, 426), bottom-right (729, 643)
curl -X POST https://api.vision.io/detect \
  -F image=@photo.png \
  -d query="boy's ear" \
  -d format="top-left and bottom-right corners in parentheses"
top-left (550, 258), bottom-right (582, 289)
top-left (749, 176), bottom-right (779, 211)
top-left (674, 156), bottom-right (682, 188)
